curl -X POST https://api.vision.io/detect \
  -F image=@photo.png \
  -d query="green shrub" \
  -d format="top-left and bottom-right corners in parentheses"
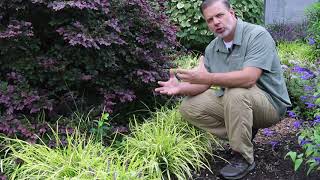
top-left (165, 0), bottom-right (264, 50)
top-left (122, 106), bottom-right (222, 180)
top-left (174, 53), bottom-right (200, 69)
top-left (305, 2), bottom-right (320, 55)
top-left (277, 41), bottom-right (318, 65)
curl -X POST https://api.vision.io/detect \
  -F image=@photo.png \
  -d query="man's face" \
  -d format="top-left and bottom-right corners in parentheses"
top-left (202, 1), bottom-right (237, 42)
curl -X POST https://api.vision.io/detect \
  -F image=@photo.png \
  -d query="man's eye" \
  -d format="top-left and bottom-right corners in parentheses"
top-left (217, 14), bottom-right (224, 18)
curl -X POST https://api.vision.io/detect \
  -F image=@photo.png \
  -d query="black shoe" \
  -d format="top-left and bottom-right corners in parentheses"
top-left (219, 152), bottom-right (256, 180)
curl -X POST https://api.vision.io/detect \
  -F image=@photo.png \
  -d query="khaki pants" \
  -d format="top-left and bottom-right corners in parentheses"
top-left (179, 86), bottom-right (280, 164)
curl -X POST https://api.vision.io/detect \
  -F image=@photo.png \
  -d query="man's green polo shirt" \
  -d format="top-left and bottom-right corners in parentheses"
top-left (204, 19), bottom-right (292, 117)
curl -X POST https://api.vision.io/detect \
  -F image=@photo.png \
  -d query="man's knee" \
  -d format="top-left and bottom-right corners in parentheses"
top-left (179, 96), bottom-right (206, 122)
top-left (224, 88), bottom-right (252, 104)
top-left (179, 97), bottom-right (197, 120)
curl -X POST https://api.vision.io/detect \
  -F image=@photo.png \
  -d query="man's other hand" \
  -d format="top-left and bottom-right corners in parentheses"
top-left (155, 69), bottom-right (180, 95)
top-left (176, 56), bottom-right (212, 85)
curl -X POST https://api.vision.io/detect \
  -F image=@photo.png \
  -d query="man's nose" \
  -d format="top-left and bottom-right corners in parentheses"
top-left (213, 18), bottom-right (220, 26)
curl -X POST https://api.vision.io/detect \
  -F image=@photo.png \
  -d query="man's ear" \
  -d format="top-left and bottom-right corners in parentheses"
top-left (229, 8), bottom-right (236, 18)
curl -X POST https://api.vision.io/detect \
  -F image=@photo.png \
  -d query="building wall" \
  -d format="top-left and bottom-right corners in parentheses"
top-left (264, 0), bottom-right (319, 25)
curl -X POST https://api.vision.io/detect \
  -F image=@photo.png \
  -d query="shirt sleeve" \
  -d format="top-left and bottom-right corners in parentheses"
top-left (243, 31), bottom-right (276, 72)
top-left (204, 55), bottom-right (211, 72)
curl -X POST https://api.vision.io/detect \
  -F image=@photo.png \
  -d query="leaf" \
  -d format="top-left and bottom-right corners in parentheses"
top-left (285, 151), bottom-right (297, 162)
top-left (294, 159), bottom-right (303, 171)
top-left (102, 113), bottom-right (109, 121)
top-left (177, 2), bottom-right (184, 9)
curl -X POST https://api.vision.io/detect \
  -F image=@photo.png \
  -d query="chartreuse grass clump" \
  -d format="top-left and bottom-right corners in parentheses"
top-left (1, 128), bottom-right (152, 180)
top-left (1, 106), bottom-right (222, 179)
top-left (122, 106), bottom-right (222, 180)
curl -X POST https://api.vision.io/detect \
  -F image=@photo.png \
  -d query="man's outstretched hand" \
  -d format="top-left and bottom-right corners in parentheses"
top-left (155, 69), bottom-right (180, 95)
top-left (176, 56), bottom-right (212, 85)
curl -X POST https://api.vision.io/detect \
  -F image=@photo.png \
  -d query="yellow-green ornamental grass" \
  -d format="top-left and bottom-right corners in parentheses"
top-left (1, 106), bottom-right (221, 179)
top-left (2, 129), bottom-right (150, 180)
top-left (122, 107), bottom-right (221, 180)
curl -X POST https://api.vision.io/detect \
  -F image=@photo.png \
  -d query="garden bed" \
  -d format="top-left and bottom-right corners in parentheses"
top-left (192, 118), bottom-right (320, 179)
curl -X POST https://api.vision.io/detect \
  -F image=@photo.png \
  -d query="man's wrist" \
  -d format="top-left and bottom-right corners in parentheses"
top-left (208, 73), bottom-right (216, 85)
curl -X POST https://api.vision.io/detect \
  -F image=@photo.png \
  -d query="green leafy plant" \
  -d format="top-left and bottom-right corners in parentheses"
top-left (121, 106), bottom-right (222, 180)
top-left (277, 41), bottom-right (318, 65)
top-left (286, 123), bottom-right (320, 174)
top-left (305, 2), bottom-right (320, 55)
top-left (285, 151), bottom-right (304, 171)
top-left (174, 53), bottom-right (200, 69)
top-left (90, 109), bottom-right (112, 142)
top-left (230, 0), bottom-right (264, 24)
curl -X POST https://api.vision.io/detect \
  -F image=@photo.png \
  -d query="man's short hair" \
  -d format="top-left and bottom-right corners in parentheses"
top-left (200, 0), bottom-right (231, 14)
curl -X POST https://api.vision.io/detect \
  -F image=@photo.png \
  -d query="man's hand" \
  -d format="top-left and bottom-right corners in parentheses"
top-left (155, 69), bottom-right (180, 95)
top-left (176, 56), bottom-right (212, 85)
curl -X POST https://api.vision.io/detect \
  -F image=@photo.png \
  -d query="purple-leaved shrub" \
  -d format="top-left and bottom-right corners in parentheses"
top-left (0, 0), bottom-right (177, 125)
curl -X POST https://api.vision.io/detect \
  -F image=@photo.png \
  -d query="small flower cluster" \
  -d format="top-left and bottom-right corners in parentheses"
top-left (285, 62), bottom-right (319, 120)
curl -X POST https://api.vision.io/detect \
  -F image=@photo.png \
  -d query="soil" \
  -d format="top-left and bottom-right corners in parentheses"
top-left (191, 118), bottom-right (320, 180)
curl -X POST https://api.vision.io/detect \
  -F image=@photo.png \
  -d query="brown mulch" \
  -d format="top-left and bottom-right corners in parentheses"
top-left (191, 118), bottom-right (320, 180)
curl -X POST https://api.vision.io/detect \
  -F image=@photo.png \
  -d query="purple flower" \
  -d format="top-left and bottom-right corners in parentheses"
top-left (300, 96), bottom-right (308, 101)
top-left (305, 102), bottom-right (315, 109)
top-left (287, 110), bottom-right (297, 118)
top-left (270, 141), bottom-right (279, 150)
top-left (301, 71), bottom-right (315, 80)
top-left (312, 116), bottom-right (320, 125)
top-left (293, 121), bottom-right (301, 129)
top-left (313, 157), bottom-right (320, 164)
top-left (292, 66), bottom-right (307, 73)
top-left (304, 85), bottom-right (313, 92)
top-left (263, 128), bottom-right (274, 136)
top-left (308, 37), bottom-right (316, 45)
top-left (299, 139), bottom-right (311, 146)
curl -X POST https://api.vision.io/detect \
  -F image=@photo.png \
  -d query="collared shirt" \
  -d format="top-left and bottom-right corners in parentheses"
top-left (204, 19), bottom-right (292, 117)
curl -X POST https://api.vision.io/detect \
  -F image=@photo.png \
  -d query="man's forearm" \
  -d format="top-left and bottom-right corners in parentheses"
top-left (178, 82), bottom-right (210, 96)
top-left (209, 67), bottom-right (262, 88)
